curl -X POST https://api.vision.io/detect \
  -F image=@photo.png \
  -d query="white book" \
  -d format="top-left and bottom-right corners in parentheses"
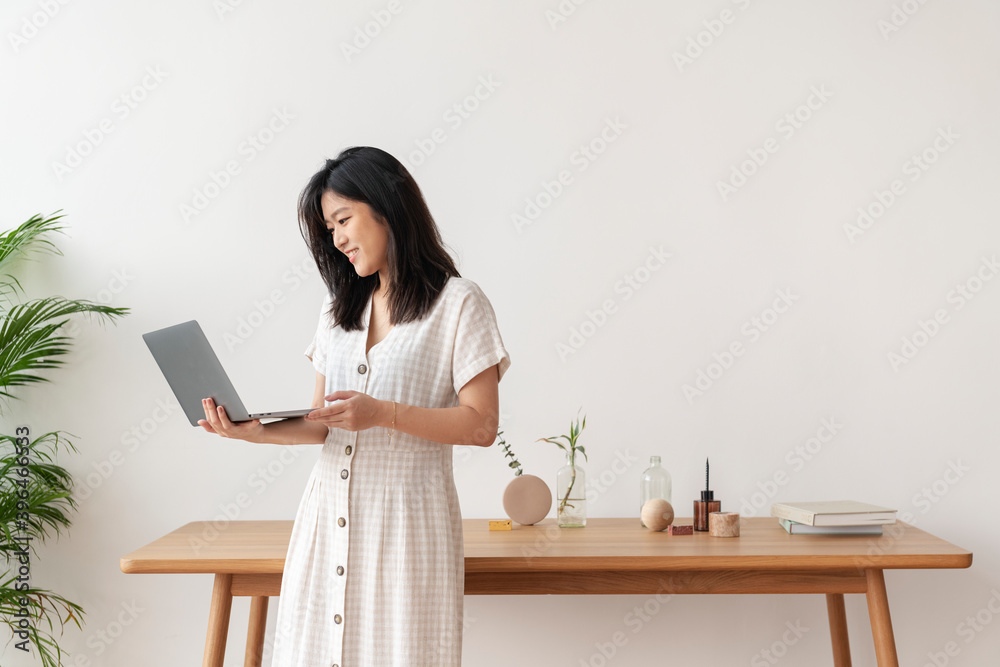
top-left (779, 518), bottom-right (884, 535)
top-left (770, 500), bottom-right (897, 527)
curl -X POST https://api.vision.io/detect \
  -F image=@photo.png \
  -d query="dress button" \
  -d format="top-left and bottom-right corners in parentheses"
top-left (334, 614), bottom-right (343, 624)
top-left (337, 565), bottom-right (344, 575)
top-left (357, 364), bottom-right (367, 374)
top-left (338, 517), bottom-right (346, 527)
top-left (345, 445), bottom-right (352, 456)
top-left (341, 469), bottom-right (349, 480)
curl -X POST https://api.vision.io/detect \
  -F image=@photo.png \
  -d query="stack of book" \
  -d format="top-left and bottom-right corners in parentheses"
top-left (770, 500), bottom-right (897, 535)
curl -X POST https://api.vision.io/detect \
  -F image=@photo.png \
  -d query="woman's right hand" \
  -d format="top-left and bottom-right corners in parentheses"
top-left (198, 398), bottom-right (264, 443)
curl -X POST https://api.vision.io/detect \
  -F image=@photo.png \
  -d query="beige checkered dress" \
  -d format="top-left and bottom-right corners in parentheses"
top-left (270, 277), bottom-right (510, 667)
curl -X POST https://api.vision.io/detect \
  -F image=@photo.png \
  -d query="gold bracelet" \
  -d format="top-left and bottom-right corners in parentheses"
top-left (387, 401), bottom-right (396, 441)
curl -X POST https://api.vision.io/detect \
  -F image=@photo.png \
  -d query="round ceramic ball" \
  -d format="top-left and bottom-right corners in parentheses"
top-left (641, 499), bottom-right (675, 531)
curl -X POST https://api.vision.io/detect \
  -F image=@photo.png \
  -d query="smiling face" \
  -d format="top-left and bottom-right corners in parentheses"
top-left (321, 190), bottom-right (391, 285)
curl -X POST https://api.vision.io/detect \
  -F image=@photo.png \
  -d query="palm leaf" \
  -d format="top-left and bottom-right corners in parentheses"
top-left (0, 297), bottom-right (127, 403)
top-left (0, 213), bottom-right (67, 291)
top-left (0, 212), bottom-right (125, 666)
top-left (0, 576), bottom-right (84, 667)
top-left (0, 278), bottom-right (22, 308)
top-left (0, 432), bottom-right (77, 560)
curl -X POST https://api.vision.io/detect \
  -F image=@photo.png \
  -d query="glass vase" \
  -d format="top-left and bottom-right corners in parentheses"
top-left (556, 455), bottom-right (587, 527)
top-left (639, 455), bottom-right (672, 528)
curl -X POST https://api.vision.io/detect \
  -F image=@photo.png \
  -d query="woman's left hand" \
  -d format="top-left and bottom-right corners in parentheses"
top-left (304, 390), bottom-right (389, 432)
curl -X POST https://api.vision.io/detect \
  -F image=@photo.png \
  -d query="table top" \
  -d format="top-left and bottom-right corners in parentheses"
top-left (120, 517), bottom-right (972, 576)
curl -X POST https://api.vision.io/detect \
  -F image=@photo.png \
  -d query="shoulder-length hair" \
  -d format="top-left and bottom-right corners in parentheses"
top-left (298, 146), bottom-right (460, 331)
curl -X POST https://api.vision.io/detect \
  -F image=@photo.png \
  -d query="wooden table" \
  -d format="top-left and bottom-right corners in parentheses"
top-left (120, 517), bottom-right (971, 667)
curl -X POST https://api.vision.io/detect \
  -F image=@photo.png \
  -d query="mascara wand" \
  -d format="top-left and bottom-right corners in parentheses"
top-left (701, 457), bottom-right (714, 501)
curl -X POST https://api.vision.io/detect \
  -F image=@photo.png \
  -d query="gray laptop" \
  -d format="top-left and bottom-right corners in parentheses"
top-left (143, 320), bottom-right (313, 426)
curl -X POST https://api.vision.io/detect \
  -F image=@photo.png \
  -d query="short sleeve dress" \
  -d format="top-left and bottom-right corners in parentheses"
top-left (270, 276), bottom-right (511, 667)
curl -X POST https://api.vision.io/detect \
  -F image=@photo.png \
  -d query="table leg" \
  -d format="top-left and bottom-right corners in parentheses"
top-left (865, 569), bottom-right (899, 667)
top-left (203, 573), bottom-right (234, 667)
top-left (244, 596), bottom-right (269, 667)
top-left (826, 593), bottom-right (852, 666)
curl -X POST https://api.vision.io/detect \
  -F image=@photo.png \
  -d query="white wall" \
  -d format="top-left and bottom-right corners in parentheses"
top-left (3, 1), bottom-right (999, 665)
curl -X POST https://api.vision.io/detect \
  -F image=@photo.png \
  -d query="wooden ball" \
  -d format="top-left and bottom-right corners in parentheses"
top-left (641, 499), bottom-right (675, 531)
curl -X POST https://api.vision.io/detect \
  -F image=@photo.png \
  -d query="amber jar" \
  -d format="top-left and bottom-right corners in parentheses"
top-left (693, 495), bottom-right (721, 531)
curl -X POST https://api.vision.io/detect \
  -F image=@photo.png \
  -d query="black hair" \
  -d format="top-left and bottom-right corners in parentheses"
top-left (298, 146), bottom-right (460, 330)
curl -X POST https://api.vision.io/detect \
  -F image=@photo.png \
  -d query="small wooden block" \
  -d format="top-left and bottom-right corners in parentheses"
top-left (489, 520), bottom-right (512, 531)
top-left (667, 524), bottom-right (693, 535)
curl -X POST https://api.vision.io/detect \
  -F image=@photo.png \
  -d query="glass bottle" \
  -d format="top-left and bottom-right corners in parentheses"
top-left (639, 456), bottom-right (672, 528)
top-left (556, 453), bottom-right (587, 527)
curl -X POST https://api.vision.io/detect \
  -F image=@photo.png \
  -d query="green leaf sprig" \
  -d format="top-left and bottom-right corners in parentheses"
top-left (495, 429), bottom-right (523, 477)
top-left (537, 411), bottom-right (587, 467)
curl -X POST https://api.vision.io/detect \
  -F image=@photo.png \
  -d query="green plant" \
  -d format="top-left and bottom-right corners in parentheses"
top-left (537, 411), bottom-right (587, 515)
top-left (0, 212), bottom-right (128, 666)
top-left (495, 429), bottom-right (523, 477)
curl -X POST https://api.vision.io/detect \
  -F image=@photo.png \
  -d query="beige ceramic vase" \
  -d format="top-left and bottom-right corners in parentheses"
top-left (502, 474), bottom-right (553, 525)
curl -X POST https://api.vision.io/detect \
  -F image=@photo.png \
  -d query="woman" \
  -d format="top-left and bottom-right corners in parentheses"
top-left (198, 146), bottom-right (511, 666)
